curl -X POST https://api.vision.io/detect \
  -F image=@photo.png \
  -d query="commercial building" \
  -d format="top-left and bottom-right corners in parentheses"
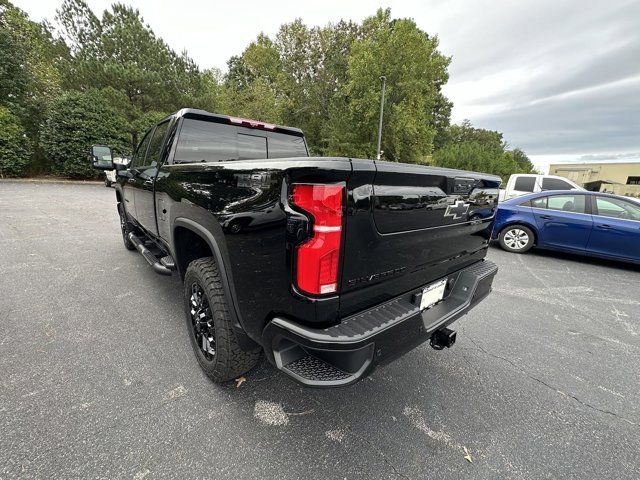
top-left (548, 161), bottom-right (640, 197)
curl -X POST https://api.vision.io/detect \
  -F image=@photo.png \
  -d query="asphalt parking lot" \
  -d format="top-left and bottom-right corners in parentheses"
top-left (1, 181), bottom-right (639, 479)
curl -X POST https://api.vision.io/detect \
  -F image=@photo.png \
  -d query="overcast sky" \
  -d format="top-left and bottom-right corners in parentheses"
top-left (14, 0), bottom-right (640, 171)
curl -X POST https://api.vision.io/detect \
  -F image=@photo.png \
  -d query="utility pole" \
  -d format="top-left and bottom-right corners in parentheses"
top-left (376, 75), bottom-right (386, 161)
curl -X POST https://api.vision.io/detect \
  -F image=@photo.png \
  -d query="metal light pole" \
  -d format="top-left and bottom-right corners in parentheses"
top-left (376, 75), bottom-right (386, 161)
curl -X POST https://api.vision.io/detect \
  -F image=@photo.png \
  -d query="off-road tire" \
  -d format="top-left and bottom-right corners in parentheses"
top-left (184, 257), bottom-right (261, 383)
top-left (117, 203), bottom-right (136, 251)
top-left (498, 224), bottom-right (534, 253)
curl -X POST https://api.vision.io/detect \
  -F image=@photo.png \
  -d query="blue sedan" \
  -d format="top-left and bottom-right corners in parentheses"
top-left (492, 191), bottom-right (640, 263)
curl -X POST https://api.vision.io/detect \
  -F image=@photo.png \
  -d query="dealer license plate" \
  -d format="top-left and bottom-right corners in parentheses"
top-left (420, 279), bottom-right (447, 310)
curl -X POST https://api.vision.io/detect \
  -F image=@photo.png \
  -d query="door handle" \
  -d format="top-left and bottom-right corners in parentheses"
top-left (539, 215), bottom-right (552, 219)
top-left (597, 224), bottom-right (611, 230)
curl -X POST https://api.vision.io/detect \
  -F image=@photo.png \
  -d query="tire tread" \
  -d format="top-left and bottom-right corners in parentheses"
top-left (184, 257), bottom-right (260, 383)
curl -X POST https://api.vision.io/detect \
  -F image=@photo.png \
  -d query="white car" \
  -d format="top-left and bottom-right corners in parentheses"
top-left (499, 174), bottom-right (583, 201)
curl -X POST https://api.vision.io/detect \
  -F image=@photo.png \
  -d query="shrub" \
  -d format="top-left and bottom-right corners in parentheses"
top-left (41, 90), bottom-right (130, 178)
top-left (0, 107), bottom-right (31, 177)
top-left (132, 110), bottom-right (169, 145)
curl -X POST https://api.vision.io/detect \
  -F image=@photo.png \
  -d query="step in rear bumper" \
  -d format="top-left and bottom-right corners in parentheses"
top-left (262, 259), bottom-right (498, 387)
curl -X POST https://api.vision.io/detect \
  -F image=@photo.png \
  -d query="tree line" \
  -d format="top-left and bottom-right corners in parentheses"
top-left (0, 0), bottom-right (536, 179)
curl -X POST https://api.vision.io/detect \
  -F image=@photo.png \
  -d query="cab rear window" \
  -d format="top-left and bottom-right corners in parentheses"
top-left (542, 177), bottom-right (574, 190)
top-left (514, 177), bottom-right (536, 192)
top-left (174, 118), bottom-right (307, 163)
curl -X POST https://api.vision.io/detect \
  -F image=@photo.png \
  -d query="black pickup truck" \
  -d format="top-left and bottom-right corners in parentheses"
top-left (92, 108), bottom-right (500, 387)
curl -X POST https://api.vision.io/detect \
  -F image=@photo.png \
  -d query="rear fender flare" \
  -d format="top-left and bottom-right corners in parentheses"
top-left (171, 215), bottom-right (257, 348)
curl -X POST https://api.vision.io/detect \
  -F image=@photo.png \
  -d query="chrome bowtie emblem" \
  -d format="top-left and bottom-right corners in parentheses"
top-left (444, 200), bottom-right (470, 220)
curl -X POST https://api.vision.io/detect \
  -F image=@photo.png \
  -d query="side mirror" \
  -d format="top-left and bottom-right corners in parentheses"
top-left (90, 145), bottom-right (114, 170)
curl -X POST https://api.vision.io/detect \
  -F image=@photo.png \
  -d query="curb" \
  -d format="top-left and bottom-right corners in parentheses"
top-left (0, 178), bottom-right (103, 185)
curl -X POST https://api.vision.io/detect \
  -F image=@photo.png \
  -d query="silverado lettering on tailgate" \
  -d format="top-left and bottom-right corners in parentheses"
top-left (347, 266), bottom-right (407, 286)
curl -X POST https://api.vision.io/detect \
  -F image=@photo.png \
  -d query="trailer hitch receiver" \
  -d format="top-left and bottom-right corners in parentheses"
top-left (430, 327), bottom-right (457, 350)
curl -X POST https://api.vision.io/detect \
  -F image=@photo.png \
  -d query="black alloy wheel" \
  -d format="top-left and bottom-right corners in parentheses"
top-left (189, 282), bottom-right (216, 360)
top-left (183, 257), bottom-right (261, 383)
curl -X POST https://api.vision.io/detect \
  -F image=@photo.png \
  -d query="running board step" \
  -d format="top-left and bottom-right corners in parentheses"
top-left (160, 255), bottom-right (176, 270)
top-left (128, 232), bottom-right (173, 276)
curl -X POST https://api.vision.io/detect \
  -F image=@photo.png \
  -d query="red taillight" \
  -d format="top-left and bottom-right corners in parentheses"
top-left (291, 184), bottom-right (344, 295)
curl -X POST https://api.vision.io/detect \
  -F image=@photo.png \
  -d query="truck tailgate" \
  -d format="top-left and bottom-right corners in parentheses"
top-left (339, 160), bottom-right (500, 317)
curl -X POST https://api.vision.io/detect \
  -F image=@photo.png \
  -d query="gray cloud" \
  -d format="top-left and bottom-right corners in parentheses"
top-left (439, 0), bottom-right (640, 156)
top-left (580, 152), bottom-right (640, 161)
top-left (476, 75), bottom-right (640, 154)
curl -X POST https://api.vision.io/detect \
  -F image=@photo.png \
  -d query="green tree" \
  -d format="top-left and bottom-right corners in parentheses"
top-left (0, 3), bottom-right (29, 109)
top-left (193, 68), bottom-right (225, 113)
top-left (41, 89), bottom-right (130, 178)
top-left (56, 0), bottom-right (205, 149)
top-left (132, 110), bottom-right (169, 141)
top-left (433, 120), bottom-right (534, 180)
top-left (511, 147), bottom-right (534, 172)
top-left (1, 2), bottom-right (67, 123)
top-left (325, 9), bottom-right (451, 162)
top-left (222, 34), bottom-right (283, 123)
top-left (275, 19), bottom-right (361, 153)
top-left (0, 106), bottom-right (31, 177)
top-left (222, 19), bottom-right (361, 153)
top-left (1, 1), bottom-right (69, 174)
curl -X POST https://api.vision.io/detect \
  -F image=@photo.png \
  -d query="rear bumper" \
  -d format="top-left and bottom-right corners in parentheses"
top-left (262, 259), bottom-right (498, 387)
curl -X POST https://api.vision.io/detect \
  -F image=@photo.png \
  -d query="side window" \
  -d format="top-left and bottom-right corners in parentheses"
top-left (542, 177), bottom-right (574, 190)
top-left (131, 130), bottom-right (153, 169)
top-left (530, 197), bottom-right (547, 209)
top-left (143, 121), bottom-right (170, 168)
top-left (595, 197), bottom-right (640, 221)
top-left (514, 176), bottom-right (536, 192)
top-left (547, 195), bottom-right (586, 213)
top-left (267, 134), bottom-right (308, 158)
